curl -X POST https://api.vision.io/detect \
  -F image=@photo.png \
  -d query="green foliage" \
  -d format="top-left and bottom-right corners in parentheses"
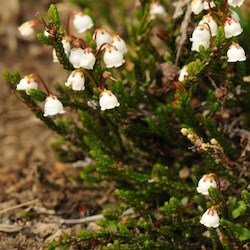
top-left (4, 2), bottom-right (250, 250)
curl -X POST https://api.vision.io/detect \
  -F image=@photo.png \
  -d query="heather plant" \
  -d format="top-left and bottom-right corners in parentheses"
top-left (3, 0), bottom-right (250, 249)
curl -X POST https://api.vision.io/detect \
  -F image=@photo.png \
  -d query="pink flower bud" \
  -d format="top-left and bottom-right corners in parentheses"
top-left (73, 12), bottom-right (93, 33)
top-left (44, 95), bottom-right (65, 117)
top-left (227, 43), bottom-right (246, 62)
top-left (200, 208), bottom-right (220, 228)
top-left (16, 75), bottom-right (38, 95)
top-left (99, 90), bottom-right (120, 111)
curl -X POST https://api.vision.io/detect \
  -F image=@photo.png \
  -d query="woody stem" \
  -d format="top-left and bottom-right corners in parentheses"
top-left (31, 73), bottom-right (51, 95)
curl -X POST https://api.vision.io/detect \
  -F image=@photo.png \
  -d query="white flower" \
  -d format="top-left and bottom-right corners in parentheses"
top-left (199, 14), bottom-right (218, 37)
top-left (16, 75), bottom-right (38, 94)
top-left (149, 2), bottom-right (166, 19)
top-left (202, 0), bottom-right (216, 10)
top-left (53, 37), bottom-right (71, 63)
top-left (227, 43), bottom-right (246, 62)
top-left (230, 10), bottom-right (240, 22)
top-left (65, 70), bottom-right (85, 91)
top-left (190, 25), bottom-right (211, 42)
top-left (190, 25), bottom-right (211, 52)
top-left (69, 48), bottom-right (85, 68)
top-left (228, 0), bottom-right (245, 7)
top-left (197, 174), bottom-right (218, 195)
top-left (191, 0), bottom-right (203, 15)
top-left (103, 45), bottom-right (125, 68)
top-left (224, 17), bottom-right (243, 39)
top-left (73, 12), bottom-right (93, 33)
top-left (99, 90), bottom-right (120, 111)
top-left (111, 35), bottom-right (127, 54)
top-left (200, 208), bottom-right (220, 228)
top-left (178, 65), bottom-right (188, 82)
top-left (18, 20), bottom-right (38, 37)
top-left (44, 95), bottom-right (65, 117)
top-left (79, 48), bottom-right (96, 70)
top-left (93, 28), bottom-right (112, 50)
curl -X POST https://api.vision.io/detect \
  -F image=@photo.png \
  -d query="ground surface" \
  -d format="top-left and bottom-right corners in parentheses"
top-left (0, 1), bottom-right (107, 249)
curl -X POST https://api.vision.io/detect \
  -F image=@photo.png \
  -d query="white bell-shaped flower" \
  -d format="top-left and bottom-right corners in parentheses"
top-left (79, 48), bottom-right (96, 70)
top-left (200, 208), bottom-right (220, 228)
top-left (103, 45), bottom-right (125, 68)
top-left (99, 90), bottom-right (120, 111)
top-left (230, 10), bottom-right (240, 22)
top-left (53, 37), bottom-right (71, 63)
top-left (227, 43), bottom-right (246, 62)
top-left (190, 25), bottom-right (211, 42)
top-left (191, 0), bottom-right (203, 15)
top-left (178, 65), bottom-right (188, 82)
top-left (202, 0), bottom-right (216, 10)
top-left (190, 25), bottom-right (210, 52)
top-left (65, 70), bottom-right (85, 91)
top-left (228, 0), bottom-right (245, 7)
top-left (224, 17), bottom-right (243, 38)
top-left (93, 28), bottom-right (112, 50)
top-left (44, 95), bottom-right (65, 117)
top-left (191, 40), bottom-right (210, 52)
top-left (16, 75), bottom-right (38, 94)
top-left (18, 20), bottom-right (38, 37)
top-left (149, 2), bottom-right (166, 19)
top-left (199, 14), bottom-right (218, 37)
top-left (111, 35), bottom-right (127, 54)
top-left (73, 12), bottom-right (93, 33)
top-left (196, 174), bottom-right (218, 195)
top-left (69, 48), bottom-right (85, 68)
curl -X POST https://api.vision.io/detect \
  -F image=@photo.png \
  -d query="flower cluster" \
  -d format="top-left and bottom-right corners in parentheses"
top-left (18, 10), bottom-right (127, 115)
top-left (189, 0), bottom-right (246, 62)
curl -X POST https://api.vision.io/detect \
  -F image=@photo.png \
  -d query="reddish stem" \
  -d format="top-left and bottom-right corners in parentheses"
top-left (31, 73), bottom-right (51, 95)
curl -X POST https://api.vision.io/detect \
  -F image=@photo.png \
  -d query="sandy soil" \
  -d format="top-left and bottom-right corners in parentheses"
top-left (0, 1), bottom-right (105, 249)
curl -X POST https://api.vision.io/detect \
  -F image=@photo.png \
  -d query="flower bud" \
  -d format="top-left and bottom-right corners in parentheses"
top-left (99, 90), bottom-right (120, 111)
top-left (73, 12), bottom-right (93, 33)
top-left (79, 48), bottom-right (96, 70)
top-left (228, 0), bottom-right (245, 7)
top-left (65, 70), bottom-right (85, 91)
top-left (191, 0), bottom-right (203, 15)
top-left (224, 17), bottom-right (243, 39)
top-left (199, 14), bottom-right (218, 37)
top-left (227, 43), bottom-right (246, 62)
top-left (16, 75), bottom-right (38, 94)
top-left (44, 95), bottom-right (65, 117)
top-left (103, 45), bottom-right (125, 68)
top-left (200, 208), bottom-right (220, 228)
top-left (111, 35), bottom-right (127, 54)
top-left (18, 20), bottom-right (38, 37)
top-left (190, 25), bottom-right (210, 42)
top-left (178, 65), bottom-right (188, 82)
top-left (149, 2), bottom-right (166, 19)
top-left (94, 28), bottom-right (112, 50)
top-left (197, 174), bottom-right (218, 195)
